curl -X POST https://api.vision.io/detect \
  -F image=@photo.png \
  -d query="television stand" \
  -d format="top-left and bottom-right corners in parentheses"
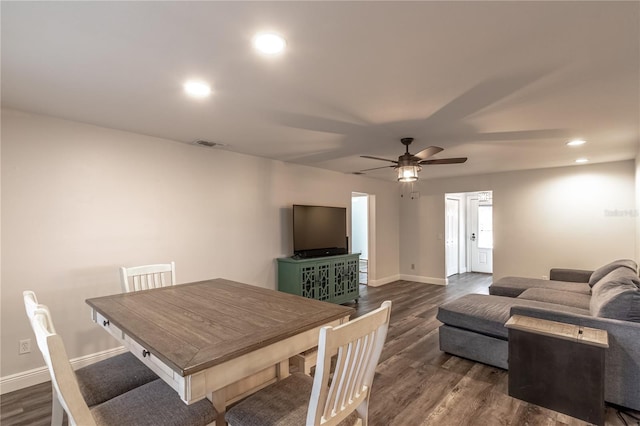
top-left (277, 253), bottom-right (360, 304)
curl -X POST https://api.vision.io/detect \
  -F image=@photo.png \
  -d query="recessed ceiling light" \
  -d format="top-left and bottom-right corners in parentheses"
top-left (183, 81), bottom-right (211, 98)
top-left (575, 158), bottom-right (589, 163)
top-left (253, 32), bottom-right (286, 55)
top-left (567, 139), bottom-right (586, 146)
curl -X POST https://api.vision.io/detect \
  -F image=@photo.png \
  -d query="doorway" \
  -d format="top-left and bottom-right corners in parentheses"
top-left (445, 197), bottom-right (461, 277)
top-left (468, 192), bottom-right (493, 273)
top-left (445, 191), bottom-right (493, 277)
top-left (351, 192), bottom-right (369, 285)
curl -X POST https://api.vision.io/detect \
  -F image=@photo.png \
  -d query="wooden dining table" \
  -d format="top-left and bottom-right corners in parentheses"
top-left (86, 278), bottom-right (354, 425)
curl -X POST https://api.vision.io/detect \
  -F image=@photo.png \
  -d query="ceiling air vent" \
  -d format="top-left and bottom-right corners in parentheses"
top-left (192, 140), bottom-right (227, 148)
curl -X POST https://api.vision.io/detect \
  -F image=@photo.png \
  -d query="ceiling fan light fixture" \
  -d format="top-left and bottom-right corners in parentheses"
top-left (397, 165), bottom-right (421, 182)
top-left (360, 137), bottom-right (466, 182)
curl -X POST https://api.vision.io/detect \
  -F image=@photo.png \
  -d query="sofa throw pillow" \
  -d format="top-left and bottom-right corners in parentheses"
top-left (588, 259), bottom-right (638, 287)
top-left (590, 268), bottom-right (640, 322)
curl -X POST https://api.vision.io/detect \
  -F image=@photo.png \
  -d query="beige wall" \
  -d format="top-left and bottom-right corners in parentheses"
top-left (636, 155), bottom-right (640, 261)
top-left (401, 161), bottom-right (636, 282)
top-left (0, 109), bottom-right (400, 377)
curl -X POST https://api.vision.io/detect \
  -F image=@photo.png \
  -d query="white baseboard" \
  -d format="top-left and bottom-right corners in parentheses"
top-left (0, 346), bottom-right (128, 395)
top-left (399, 274), bottom-right (447, 286)
top-left (367, 274), bottom-right (401, 287)
top-left (368, 274), bottom-right (448, 287)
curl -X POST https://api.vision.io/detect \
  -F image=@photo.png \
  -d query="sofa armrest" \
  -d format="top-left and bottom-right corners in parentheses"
top-left (549, 268), bottom-right (592, 283)
top-left (509, 306), bottom-right (640, 411)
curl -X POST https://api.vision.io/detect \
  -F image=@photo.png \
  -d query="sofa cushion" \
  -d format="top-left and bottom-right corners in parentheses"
top-left (588, 259), bottom-right (638, 287)
top-left (590, 268), bottom-right (640, 322)
top-left (437, 294), bottom-right (590, 339)
top-left (517, 288), bottom-right (591, 310)
top-left (489, 276), bottom-right (590, 298)
top-left (549, 268), bottom-right (593, 283)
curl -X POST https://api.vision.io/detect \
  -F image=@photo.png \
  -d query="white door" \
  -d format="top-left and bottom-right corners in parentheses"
top-left (445, 198), bottom-right (460, 277)
top-left (470, 197), bottom-right (493, 273)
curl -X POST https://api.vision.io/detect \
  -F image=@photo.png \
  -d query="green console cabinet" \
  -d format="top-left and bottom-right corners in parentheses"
top-left (277, 253), bottom-right (360, 304)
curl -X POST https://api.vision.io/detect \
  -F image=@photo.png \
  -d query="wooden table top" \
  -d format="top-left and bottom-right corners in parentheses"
top-left (86, 278), bottom-right (354, 376)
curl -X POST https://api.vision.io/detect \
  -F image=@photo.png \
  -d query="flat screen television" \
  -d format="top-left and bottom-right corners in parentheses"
top-left (293, 204), bottom-right (348, 258)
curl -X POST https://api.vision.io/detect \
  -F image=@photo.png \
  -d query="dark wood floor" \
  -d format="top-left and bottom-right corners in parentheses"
top-left (2, 274), bottom-right (639, 425)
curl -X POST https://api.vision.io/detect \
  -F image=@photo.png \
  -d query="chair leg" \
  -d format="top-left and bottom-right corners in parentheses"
top-left (211, 388), bottom-right (227, 426)
top-left (291, 350), bottom-right (317, 375)
top-left (356, 399), bottom-right (369, 426)
top-left (51, 388), bottom-right (64, 426)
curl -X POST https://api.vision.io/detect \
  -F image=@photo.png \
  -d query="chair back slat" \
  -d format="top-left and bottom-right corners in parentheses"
top-left (324, 345), bottom-right (346, 417)
top-left (344, 332), bottom-right (371, 407)
top-left (308, 300), bottom-right (392, 426)
top-left (119, 262), bottom-right (175, 293)
top-left (325, 332), bottom-right (372, 422)
top-left (354, 332), bottom-right (374, 392)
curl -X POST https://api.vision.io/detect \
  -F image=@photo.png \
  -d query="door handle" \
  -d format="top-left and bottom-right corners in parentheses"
top-left (470, 233), bottom-right (476, 241)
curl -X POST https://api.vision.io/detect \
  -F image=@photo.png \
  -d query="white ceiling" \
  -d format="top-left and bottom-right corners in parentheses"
top-left (2, 1), bottom-right (638, 181)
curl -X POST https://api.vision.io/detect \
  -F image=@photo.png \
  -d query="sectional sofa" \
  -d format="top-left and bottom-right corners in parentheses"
top-left (437, 260), bottom-right (640, 411)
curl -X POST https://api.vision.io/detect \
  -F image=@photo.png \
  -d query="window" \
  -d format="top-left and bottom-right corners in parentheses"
top-left (478, 205), bottom-right (493, 249)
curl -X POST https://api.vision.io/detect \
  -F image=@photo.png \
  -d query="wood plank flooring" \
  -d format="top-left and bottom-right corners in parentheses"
top-left (2, 274), bottom-right (639, 426)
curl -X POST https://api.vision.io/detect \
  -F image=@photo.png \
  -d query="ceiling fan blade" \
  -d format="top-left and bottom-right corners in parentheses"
top-left (360, 155), bottom-right (398, 164)
top-left (423, 69), bottom-right (551, 127)
top-left (360, 165), bottom-right (396, 172)
top-left (414, 146), bottom-right (444, 160)
top-left (473, 129), bottom-right (572, 141)
top-left (420, 157), bottom-right (468, 165)
top-left (266, 110), bottom-right (365, 135)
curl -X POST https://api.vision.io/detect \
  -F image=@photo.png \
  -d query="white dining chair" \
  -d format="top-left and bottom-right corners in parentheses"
top-left (23, 291), bottom-right (158, 425)
top-left (29, 307), bottom-right (216, 426)
top-left (225, 300), bottom-right (392, 426)
top-left (119, 261), bottom-right (176, 293)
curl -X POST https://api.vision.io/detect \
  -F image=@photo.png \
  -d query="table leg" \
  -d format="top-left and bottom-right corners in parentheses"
top-left (276, 359), bottom-right (289, 379)
top-left (211, 388), bottom-right (227, 426)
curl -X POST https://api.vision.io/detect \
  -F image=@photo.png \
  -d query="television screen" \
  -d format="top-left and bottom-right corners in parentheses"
top-left (293, 205), bottom-right (347, 258)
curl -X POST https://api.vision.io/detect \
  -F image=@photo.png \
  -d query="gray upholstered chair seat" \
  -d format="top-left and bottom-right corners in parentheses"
top-left (225, 373), bottom-right (358, 426)
top-left (516, 288), bottom-right (591, 310)
top-left (437, 294), bottom-right (590, 339)
top-left (76, 352), bottom-right (159, 407)
top-left (91, 379), bottom-right (216, 426)
top-left (489, 276), bottom-right (590, 298)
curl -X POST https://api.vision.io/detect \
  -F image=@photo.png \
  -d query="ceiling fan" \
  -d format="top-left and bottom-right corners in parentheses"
top-left (359, 137), bottom-right (467, 182)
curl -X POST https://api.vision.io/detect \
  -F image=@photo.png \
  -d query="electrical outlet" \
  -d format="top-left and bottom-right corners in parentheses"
top-left (19, 339), bottom-right (31, 355)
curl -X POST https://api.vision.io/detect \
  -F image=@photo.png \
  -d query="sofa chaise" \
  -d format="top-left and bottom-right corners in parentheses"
top-left (436, 259), bottom-right (640, 411)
